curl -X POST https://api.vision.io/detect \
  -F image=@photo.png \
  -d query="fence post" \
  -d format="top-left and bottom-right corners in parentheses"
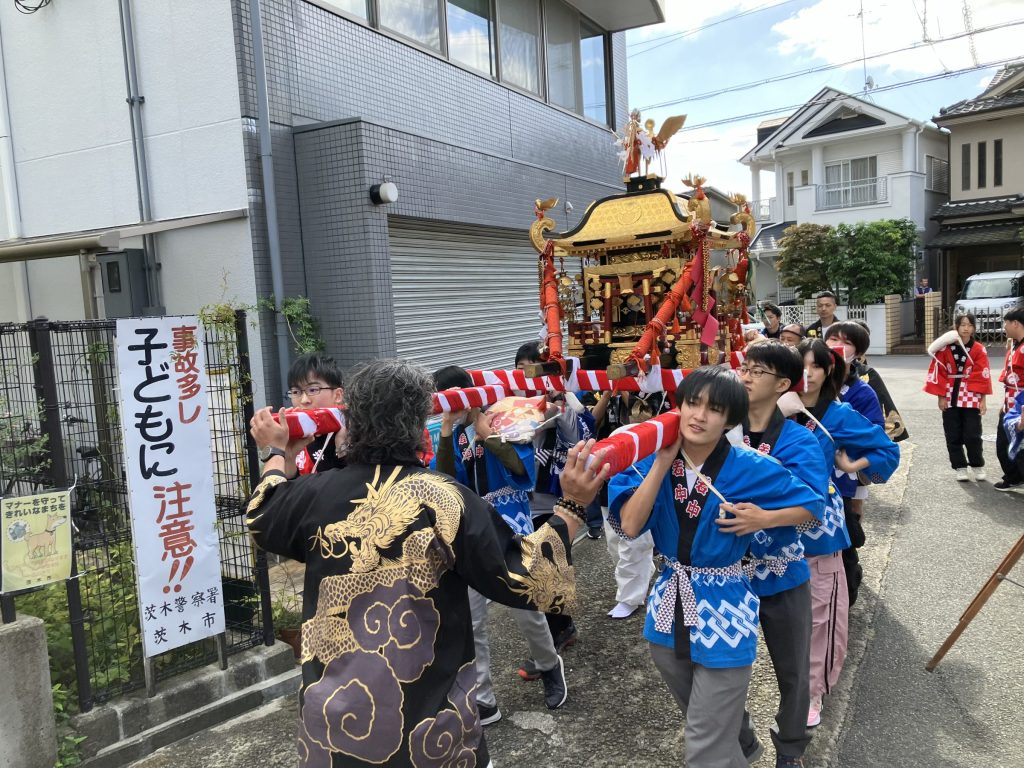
top-left (234, 311), bottom-right (275, 646)
top-left (27, 318), bottom-right (94, 712)
top-left (924, 292), bottom-right (942, 343)
top-left (884, 295), bottom-right (901, 354)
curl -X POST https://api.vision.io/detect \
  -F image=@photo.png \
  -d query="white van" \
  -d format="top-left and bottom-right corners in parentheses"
top-left (954, 270), bottom-right (1024, 330)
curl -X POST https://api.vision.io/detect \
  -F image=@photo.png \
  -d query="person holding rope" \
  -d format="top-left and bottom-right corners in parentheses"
top-left (608, 367), bottom-right (824, 768)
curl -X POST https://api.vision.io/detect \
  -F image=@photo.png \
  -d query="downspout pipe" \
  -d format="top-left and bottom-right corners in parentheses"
top-left (0, 21), bottom-right (32, 320)
top-left (118, 0), bottom-right (164, 313)
top-left (249, 0), bottom-right (291, 399)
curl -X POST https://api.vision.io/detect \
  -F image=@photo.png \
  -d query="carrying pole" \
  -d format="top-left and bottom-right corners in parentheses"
top-left (926, 532), bottom-right (1024, 671)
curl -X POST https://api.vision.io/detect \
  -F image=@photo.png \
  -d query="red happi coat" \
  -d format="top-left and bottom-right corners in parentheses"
top-left (998, 340), bottom-right (1024, 412)
top-left (924, 333), bottom-right (992, 408)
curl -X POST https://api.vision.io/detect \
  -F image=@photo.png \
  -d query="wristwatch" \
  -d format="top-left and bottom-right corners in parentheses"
top-left (259, 446), bottom-right (287, 462)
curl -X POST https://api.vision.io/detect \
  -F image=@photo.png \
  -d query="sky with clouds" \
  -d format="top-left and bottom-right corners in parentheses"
top-left (625, 0), bottom-right (1022, 202)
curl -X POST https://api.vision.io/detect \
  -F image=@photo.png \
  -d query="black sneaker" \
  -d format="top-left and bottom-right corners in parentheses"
top-left (776, 756), bottom-right (804, 767)
top-left (586, 525), bottom-right (603, 539)
top-left (993, 480), bottom-right (1021, 492)
top-left (477, 701), bottom-right (502, 725)
top-left (540, 654), bottom-right (567, 709)
top-left (553, 621), bottom-right (578, 653)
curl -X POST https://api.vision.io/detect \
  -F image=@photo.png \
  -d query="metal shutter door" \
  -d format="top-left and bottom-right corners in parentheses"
top-left (389, 218), bottom-right (545, 374)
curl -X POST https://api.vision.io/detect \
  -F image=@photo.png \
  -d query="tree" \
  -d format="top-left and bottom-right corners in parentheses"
top-left (776, 218), bottom-right (919, 304)
top-left (776, 223), bottom-right (841, 298)
top-left (832, 218), bottom-right (918, 304)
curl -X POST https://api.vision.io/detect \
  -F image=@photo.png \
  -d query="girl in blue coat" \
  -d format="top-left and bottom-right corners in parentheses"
top-left (793, 339), bottom-right (900, 728)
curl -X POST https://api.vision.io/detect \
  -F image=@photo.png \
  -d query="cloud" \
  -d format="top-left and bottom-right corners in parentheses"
top-left (660, 119), bottom-right (769, 199)
top-left (772, 0), bottom-right (1023, 78)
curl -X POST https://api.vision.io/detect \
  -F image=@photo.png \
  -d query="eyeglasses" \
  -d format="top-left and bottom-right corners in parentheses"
top-left (737, 365), bottom-right (779, 380)
top-left (287, 384), bottom-right (338, 399)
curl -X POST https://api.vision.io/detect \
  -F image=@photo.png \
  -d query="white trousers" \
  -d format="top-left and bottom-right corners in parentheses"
top-left (603, 508), bottom-right (655, 608)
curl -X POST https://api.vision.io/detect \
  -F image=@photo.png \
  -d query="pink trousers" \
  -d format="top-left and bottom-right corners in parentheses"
top-left (807, 552), bottom-right (849, 700)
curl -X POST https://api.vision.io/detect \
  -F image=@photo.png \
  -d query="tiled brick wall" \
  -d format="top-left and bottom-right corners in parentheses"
top-left (232, 0), bottom-right (630, 398)
top-left (294, 118), bottom-right (624, 371)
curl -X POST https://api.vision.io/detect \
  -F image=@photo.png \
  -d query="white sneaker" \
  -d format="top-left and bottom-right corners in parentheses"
top-left (607, 601), bottom-right (639, 619)
top-left (974, 468), bottom-right (987, 481)
top-left (807, 696), bottom-right (822, 728)
top-left (955, 468), bottom-right (970, 482)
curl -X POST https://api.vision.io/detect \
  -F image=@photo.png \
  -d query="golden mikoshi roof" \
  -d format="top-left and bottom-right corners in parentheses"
top-left (530, 188), bottom-right (756, 256)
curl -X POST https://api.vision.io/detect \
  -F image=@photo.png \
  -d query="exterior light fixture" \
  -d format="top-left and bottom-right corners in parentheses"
top-left (370, 181), bottom-right (399, 205)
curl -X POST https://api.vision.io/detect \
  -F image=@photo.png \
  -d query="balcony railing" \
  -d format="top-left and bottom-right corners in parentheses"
top-left (750, 198), bottom-right (776, 222)
top-left (815, 176), bottom-right (888, 211)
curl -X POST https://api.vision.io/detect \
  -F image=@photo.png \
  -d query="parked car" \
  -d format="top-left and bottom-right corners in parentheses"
top-left (954, 270), bottom-right (1024, 332)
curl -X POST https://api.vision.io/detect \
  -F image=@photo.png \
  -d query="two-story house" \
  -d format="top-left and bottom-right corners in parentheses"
top-left (0, 0), bottom-right (663, 403)
top-left (930, 60), bottom-right (1024, 306)
top-left (738, 88), bottom-right (949, 303)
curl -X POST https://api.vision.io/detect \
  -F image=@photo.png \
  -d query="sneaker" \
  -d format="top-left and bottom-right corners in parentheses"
top-left (517, 659), bottom-right (541, 681)
top-left (742, 736), bottom-right (764, 764)
top-left (607, 601), bottom-right (639, 619)
top-left (807, 697), bottom-right (822, 728)
top-left (776, 756), bottom-right (805, 767)
top-left (477, 702), bottom-right (501, 725)
top-left (586, 525), bottom-right (603, 540)
top-left (540, 654), bottom-right (568, 709)
top-left (553, 622), bottom-right (578, 653)
top-left (955, 468), bottom-right (970, 482)
top-left (993, 480), bottom-right (1021, 492)
top-left (974, 468), bottom-right (987, 481)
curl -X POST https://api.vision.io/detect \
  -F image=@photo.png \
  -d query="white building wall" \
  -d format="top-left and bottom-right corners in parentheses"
top-left (0, 0), bottom-right (247, 238)
top-left (157, 218), bottom-right (265, 407)
top-left (821, 133), bottom-right (902, 176)
top-left (948, 114), bottom-right (1024, 201)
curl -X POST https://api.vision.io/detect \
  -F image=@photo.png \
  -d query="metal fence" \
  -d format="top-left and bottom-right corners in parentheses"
top-left (0, 312), bottom-right (272, 711)
top-left (932, 304), bottom-right (1008, 344)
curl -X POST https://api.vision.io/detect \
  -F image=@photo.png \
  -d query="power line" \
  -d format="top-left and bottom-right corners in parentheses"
top-left (672, 56), bottom-right (1021, 134)
top-left (626, 0), bottom-right (802, 57)
top-left (637, 18), bottom-right (1024, 111)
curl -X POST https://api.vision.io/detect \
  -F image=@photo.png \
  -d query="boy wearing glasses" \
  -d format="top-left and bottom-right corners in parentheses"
top-left (271, 353), bottom-right (346, 475)
top-left (734, 341), bottom-right (827, 768)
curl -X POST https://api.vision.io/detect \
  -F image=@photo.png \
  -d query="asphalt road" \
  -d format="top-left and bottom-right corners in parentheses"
top-left (130, 355), bottom-right (1024, 768)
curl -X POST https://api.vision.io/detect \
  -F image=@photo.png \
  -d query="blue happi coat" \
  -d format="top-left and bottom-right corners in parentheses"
top-left (744, 419), bottom-right (828, 598)
top-left (835, 376), bottom-right (884, 496)
top-left (608, 444), bottom-right (824, 669)
top-left (430, 425), bottom-right (537, 535)
top-left (798, 400), bottom-right (900, 557)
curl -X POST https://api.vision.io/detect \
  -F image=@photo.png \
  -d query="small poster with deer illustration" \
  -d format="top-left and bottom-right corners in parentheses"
top-left (1, 490), bottom-right (72, 592)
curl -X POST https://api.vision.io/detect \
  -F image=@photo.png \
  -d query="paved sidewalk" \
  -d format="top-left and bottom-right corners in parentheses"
top-left (130, 356), bottom-right (1024, 767)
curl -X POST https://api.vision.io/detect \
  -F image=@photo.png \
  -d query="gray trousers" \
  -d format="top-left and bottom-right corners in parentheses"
top-left (649, 642), bottom-right (753, 768)
top-left (739, 581), bottom-right (812, 758)
top-left (469, 587), bottom-right (559, 707)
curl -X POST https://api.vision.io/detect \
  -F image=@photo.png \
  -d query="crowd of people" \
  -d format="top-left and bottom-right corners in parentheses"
top-left (243, 296), bottom-right (1024, 768)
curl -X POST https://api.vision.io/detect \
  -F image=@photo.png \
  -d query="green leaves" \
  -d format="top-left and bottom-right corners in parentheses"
top-left (777, 218), bottom-right (918, 304)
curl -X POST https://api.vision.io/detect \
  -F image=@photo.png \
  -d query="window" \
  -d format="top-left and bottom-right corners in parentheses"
top-left (926, 156), bottom-right (950, 193)
top-left (498, 0), bottom-right (541, 94)
top-left (801, 169), bottom-right (809, 186)
top-left (579, 19), bottom-right (606, 122)
top-left (961, 143), bottom-right (971, 191)
top-left (447, 0), bottom-right (494, 74)
top-left (787, 172), bottom-right (794, 206)
top-left (995, 139), bottom-right (1003, 187)
top-left (545, 0), bottom-right (578, 111)
top-left (823, 156), bottom-right (878, 208)
top-left (105, 261), bottom-right (122, 293)
top-left (315, 0), bottom-right (369, 18)
top-left (978, 141), bottom-right (987, 189)
top-left (379, 0), bottom-right (442, 50)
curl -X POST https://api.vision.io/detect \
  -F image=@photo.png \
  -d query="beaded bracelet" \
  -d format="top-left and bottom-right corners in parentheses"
top-left (554, 497), bottom-right (587, 524)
